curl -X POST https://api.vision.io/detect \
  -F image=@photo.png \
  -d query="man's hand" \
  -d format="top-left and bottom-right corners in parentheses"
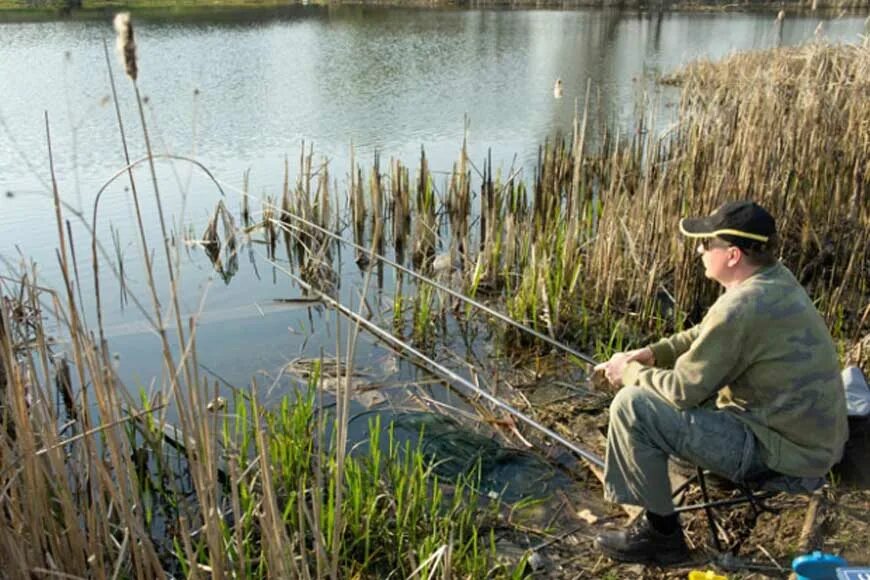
top-left (593, 347), bottom-right (655, 388)
top-left (624, 347), bottom-right (655, 367)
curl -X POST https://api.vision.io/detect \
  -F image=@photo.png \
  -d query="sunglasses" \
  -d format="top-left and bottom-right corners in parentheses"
top-left (696, 238), bottom-right (734, 255)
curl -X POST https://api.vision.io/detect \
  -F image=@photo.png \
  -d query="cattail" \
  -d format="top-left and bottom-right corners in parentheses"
top-left (113, 12), bottom-right (138, 81)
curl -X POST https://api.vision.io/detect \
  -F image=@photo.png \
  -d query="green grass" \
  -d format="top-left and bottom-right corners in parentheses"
top-left (1, 314), bottom-right (523, 577)
top-left (178, 385), bottom-right (518, 577)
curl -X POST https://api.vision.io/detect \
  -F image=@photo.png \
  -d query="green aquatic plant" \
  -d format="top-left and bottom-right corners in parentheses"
top-left (412, 281), bottom-right (436, 348)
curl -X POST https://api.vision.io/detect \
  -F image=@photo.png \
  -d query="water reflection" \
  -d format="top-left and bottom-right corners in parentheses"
top-left (0, 5), bottom-right (867, 397)
top-left (2, 8), bottom-right (865, 211)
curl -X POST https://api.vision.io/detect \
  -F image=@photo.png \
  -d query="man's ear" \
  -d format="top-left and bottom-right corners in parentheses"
top-left (727, 246), bottom-right (743, 268)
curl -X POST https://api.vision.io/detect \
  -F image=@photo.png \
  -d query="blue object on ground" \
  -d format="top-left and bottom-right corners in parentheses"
top-left (836, 568), bottom-right (870, 580)
top-left (792, 552), bottom-right (848, 580)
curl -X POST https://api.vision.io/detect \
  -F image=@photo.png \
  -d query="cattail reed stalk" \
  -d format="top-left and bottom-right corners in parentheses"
top-left (413, 148), bottom-right (436, 268)
top-left (317, 159), bottom-right (331, 238)
top-left (53, 355), bottom-right (76, 421)
top-left (281, 155), bottom-right (292, 239)
top-left (370, 152), bottom-right (383, 231)
top-left (263, 196), bottom-right (276, 259)
top-left (391, 158), bottom-right (410, 264)
top-left (447, 128), bottom-right (471, 271)
top-left (107, 20), bottom-right (192, 432)
top-left (350, 146), bottom-right (366, 246)
top-left (117, 13), bottom-right (198, 408)
top-left (113, 12), bottom-right (137, 82)
top-left (113, 19), bottom-right (232, 565)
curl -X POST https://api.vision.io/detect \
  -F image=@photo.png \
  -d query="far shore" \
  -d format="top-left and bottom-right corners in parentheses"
top-left (1, 0), bottom-right (867, 19)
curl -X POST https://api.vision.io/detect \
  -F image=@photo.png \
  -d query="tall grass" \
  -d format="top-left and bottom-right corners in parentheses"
top-left (0, 286), bottom-right (516, 576)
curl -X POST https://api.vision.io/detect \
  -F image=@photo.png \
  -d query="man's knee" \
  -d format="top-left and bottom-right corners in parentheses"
top-left (609, 385), bottom-right (652, 424)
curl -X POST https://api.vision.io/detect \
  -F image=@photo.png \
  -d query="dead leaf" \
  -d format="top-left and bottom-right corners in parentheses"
top-left (576, 509), bottom-right (599, 525)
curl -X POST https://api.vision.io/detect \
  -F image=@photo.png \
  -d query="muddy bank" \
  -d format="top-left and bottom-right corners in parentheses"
top-left (501, 358), bottom-right (870, 578)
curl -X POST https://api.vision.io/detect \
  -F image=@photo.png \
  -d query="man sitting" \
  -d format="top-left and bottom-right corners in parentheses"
top-left (593, 200), bottom-right (848, 564)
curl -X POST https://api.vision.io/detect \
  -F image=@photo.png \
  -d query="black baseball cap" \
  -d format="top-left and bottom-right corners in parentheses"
top-left (679, 200), bottom-right (776, 249)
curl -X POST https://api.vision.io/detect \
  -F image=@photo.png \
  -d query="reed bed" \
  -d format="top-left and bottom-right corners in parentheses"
top-left (0, 287), bottom-right (516, 577)
top-left (325, 40), bottom-right (868, 365)
top-left (581, 40), bottom-right (869, 358)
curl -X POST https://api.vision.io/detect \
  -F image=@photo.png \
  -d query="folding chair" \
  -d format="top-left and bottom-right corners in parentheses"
top-left (673, 466), bottom-right (824, 554)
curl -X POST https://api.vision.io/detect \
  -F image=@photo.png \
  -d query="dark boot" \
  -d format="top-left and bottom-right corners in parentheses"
top-left (594, 514), bottom-right (690, 565)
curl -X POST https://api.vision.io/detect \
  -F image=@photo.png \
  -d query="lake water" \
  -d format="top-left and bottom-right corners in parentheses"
top-left (0, 6), bottom-right (867, 444)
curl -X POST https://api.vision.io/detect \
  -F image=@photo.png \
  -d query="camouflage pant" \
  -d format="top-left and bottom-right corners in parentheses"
top-left (604, 386), bottom-right (768, 515)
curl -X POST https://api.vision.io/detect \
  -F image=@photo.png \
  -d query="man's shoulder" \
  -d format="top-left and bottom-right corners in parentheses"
top-left (705, 290), bottom-right (755, 329)
top-left (714, 263), bottom-right (827, 335)
top-left (708, 265), bottom-right (803, 325)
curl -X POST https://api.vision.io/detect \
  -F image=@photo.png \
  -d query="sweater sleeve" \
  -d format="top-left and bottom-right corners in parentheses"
top-left (623, 299), bottom-right (745, 410)
top-left (647, 326), bottom-right (702, 369)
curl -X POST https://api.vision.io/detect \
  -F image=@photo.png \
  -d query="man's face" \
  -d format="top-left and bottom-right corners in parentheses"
top-left (697, 238), bottom-right (739, 285)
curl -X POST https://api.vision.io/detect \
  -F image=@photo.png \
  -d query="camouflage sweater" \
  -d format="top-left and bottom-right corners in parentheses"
top-left (622, 262), bottom-right (848, 478)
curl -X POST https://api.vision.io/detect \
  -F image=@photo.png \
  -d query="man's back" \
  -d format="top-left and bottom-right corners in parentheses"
top-left (715, 262), bottom-right (848, 477)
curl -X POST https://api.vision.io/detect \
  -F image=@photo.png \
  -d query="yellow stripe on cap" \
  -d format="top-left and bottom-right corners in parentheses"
top-left (679, 222), bottom-right (770, 243)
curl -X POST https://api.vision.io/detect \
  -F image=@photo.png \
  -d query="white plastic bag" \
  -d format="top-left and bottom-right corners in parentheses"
top-left (843, 366), bottom-right (870, 417)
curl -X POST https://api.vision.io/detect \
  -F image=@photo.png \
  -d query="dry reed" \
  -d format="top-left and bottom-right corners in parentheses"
top-left (259, 40), bottom-right (868, 366)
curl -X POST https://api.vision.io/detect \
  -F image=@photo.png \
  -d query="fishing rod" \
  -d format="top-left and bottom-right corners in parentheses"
top-left (261, 251), bottom-right (606, 469)
top-left (264, 211), bottom-right (600, 367)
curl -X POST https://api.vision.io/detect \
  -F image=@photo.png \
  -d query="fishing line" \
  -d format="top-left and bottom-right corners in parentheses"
top-left (208, 172), bottom-right (598, 366)
top-left (203, 174), bottom-right (605, 464)
top-left (263, 211), bottom-right (600, 367)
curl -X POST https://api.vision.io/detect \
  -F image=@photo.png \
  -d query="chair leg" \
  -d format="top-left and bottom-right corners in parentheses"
top-left (675, 468), bottom-right (781, 554)
top-left (697, 467), bottom-right (724, 553)
top-left (728, 484), bottom-right (774, 555)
